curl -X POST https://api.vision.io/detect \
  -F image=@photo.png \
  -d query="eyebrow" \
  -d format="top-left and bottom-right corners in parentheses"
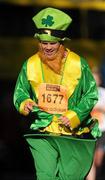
top-left (41, 41), bottom-right (58, 44)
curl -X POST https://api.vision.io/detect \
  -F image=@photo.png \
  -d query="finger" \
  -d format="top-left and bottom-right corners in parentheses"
top-left (24, 106), bottom-right (30, 113)
top-left (24, 103), bottom-right (32, 111)
top-left (31, 102), bottom-right (38, 106)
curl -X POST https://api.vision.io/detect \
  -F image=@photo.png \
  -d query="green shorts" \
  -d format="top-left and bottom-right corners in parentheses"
top-left (25, 134), bottom-right (96, 180)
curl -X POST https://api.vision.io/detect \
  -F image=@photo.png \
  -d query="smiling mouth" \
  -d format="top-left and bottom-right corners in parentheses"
top-left (45, 51), bottom-right (54, 56)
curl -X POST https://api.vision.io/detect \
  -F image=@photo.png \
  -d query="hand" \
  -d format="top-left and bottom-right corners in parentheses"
top-left (58, 116), bottom-right (70, 127)
top-left (24, 101), bottom-right (37, 114)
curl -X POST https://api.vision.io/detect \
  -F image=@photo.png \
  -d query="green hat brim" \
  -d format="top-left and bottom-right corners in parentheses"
top-left (34, 33), bottom-right (70, 42)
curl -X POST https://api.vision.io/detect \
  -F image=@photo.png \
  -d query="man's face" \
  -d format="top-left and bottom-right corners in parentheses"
top-left (39, 41), bottom-right (60, 60)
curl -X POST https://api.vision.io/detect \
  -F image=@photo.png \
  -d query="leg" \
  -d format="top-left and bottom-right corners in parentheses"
top-left (86, 162), bottom-right (96, 180)
top-left (26, 137), bottom-right (59, 180)
top-left (51, 137), bottom-right (96, 180)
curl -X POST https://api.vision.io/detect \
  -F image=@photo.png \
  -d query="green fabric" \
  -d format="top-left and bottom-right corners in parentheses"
top-left (69, 57), bottom-right (98, 122)
top-left (26, 135), bottom-right (96, 180)
top-left (30, 107), bottom-right (61, 130)
top-left (30, 107), bottom-right (53, 129)
top-left (13, 50), bottom-right (100, 180)
top-left (34, 33), bottom-right (66, 42)
top-left (32, 7), bottom-right (72, 41)
top-left (91, 120), bottom-right (102, 138)
top-left (32, 7), bottom-right (72, 31)
top-left (13, 54), bottom-right (99, 134)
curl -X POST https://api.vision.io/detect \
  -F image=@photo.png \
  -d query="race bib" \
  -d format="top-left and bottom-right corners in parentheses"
top-left (38, 83), bottom-right (68, 114)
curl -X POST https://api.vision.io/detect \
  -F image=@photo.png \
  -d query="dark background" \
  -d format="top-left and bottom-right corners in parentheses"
top-left (0, 2), bottom-right (105, 180)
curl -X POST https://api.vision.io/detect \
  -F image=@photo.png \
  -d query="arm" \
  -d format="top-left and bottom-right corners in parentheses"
top-left (13, 60), bottom-right (37, 116)
top-left (60, 58), bottom-right (98, 129)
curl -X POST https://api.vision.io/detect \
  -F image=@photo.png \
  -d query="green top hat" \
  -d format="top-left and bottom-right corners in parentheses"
top-left (32, 7), bottom-right (72, 42)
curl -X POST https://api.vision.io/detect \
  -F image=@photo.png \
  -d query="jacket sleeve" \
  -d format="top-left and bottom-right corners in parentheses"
top-left (13, 60), bottom-right (35, 115)
top-left (63, 58), bottom-right (98, 129)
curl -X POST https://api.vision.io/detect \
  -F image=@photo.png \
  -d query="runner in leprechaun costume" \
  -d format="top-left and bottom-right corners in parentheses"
top-left (13, 7), bottom-right (101, 180)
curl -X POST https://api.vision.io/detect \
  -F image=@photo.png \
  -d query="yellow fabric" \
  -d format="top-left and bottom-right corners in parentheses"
top-left (76, 127), bottom-right (90, 135)
top-left (41, 63), bottom-right (62, 84)
top-left (63, 110), bottom-right (80, 129)
top-left (27, 54), bottom-right (43, 97)
top-left (40, 115), bottom-right (90, 135)
top-left (27, 49), bottom-right (82, 134)
top-left (19, 98), bottom-right (34, 116)
top-left (40, 115), bottom-right (73, 135)
top-left (62, 50), bottom-right (81, 97)
top-left (27, 49), bottom-right (81, 98)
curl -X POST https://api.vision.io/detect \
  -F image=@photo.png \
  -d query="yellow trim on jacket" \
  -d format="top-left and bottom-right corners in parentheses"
top-left (26, 49), bottom-right (82, 133)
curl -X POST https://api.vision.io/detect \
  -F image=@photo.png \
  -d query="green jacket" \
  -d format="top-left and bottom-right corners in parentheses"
top-left (13, 50), bottom-right (99, 136)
